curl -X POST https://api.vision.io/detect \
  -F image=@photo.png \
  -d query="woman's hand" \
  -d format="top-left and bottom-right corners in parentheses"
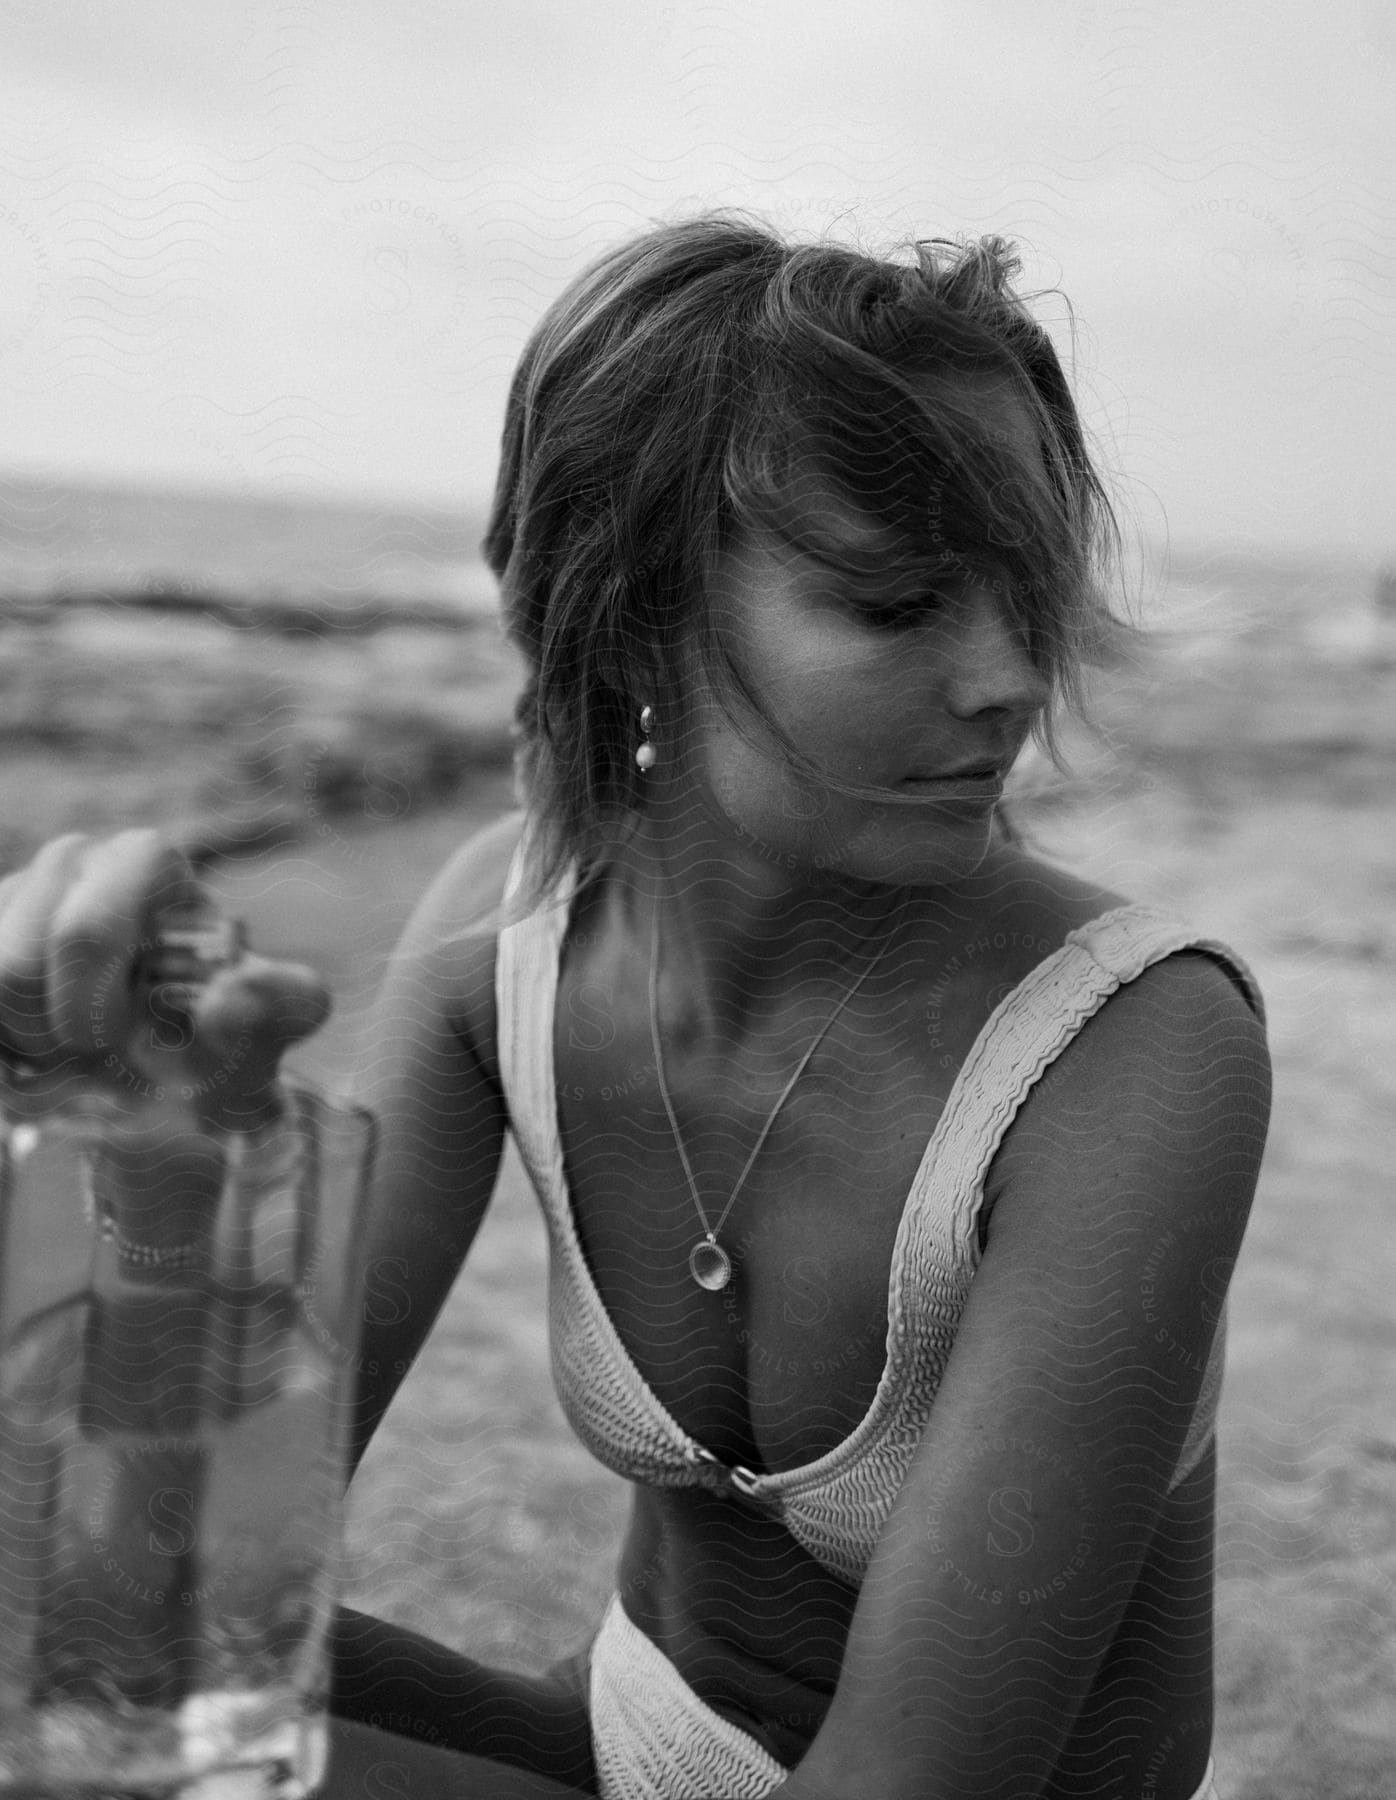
top-left (0, 832), bottom-right (198, 1087)
top-left (0, 830), bottom-right (329, 1130)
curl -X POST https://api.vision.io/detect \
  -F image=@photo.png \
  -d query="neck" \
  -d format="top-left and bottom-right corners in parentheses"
top-left (603, 793), bottom-right (1004, 1040)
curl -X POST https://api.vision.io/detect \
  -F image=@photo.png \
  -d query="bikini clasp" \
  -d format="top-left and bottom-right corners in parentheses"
top-left (684, 1442), bottom-right (766, 1501)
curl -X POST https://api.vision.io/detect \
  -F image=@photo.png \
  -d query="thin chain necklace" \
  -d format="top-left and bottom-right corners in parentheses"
top-left (646, 884), bottom-right (902, 1292)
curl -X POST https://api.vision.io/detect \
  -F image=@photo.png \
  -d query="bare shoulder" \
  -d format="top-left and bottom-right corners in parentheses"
top-left (386, 807), bottom-right (529, 1079)
top-left (992, 924), bottom-right (1270, 1195)
top-left (986, 852), bottom-right (1269, 1205)
top-left (403, 807), bottom-right (529, 930)
top-left (998, 848), bottom-right (1263, 1022)
top-left (1066, 940), bottom-right (1269, 1077)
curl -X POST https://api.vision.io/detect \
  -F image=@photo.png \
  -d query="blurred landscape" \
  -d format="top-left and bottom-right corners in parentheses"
top-left (0, 477), bottom-right (517, 871)
top-left (3, 477), bottom-right (1395, 1798)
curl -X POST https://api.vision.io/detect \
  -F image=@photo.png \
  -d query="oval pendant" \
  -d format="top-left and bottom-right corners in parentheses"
top-left (688, 1239), bottom-right (732, 1291)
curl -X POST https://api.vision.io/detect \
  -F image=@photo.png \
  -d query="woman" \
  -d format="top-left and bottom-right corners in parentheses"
top-left (0, 217), bottom-right (1271, 1799)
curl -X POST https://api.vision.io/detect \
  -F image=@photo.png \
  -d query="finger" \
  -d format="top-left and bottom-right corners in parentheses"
top-left (0, 834), bottom-right (91, 1064)
top-left (48, 831), bottom-right (205, 1059)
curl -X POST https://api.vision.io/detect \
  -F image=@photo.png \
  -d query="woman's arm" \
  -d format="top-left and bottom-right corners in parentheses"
top-left (777, 950), bottom-right (1272, 1800)
top-left (329, 812), bottom-right (604, 1791)
top-left (342, 809), bottom-right (525, 1481)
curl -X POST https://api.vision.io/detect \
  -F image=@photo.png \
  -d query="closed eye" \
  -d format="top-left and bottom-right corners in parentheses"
top-left (845, 590), bottom-right (947, 631)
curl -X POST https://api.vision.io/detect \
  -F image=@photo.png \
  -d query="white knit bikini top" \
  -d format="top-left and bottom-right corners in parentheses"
top-left (493, 842), bottom-right (1267, 1588)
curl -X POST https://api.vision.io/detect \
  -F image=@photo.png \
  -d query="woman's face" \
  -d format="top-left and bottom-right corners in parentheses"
top-left (665, 386), bottom-right (1054, 890)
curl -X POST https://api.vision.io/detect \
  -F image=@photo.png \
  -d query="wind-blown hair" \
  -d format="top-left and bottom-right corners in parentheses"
top-left (483, 212), bottom-right (1129, 909)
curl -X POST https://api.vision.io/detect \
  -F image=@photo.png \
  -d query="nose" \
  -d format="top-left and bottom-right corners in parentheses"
top-left (941, 579), bottom-right (1051, 723)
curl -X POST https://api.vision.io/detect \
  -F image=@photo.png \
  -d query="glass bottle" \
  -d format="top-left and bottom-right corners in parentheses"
top-left (0, 908), bottom-right (375, 1797)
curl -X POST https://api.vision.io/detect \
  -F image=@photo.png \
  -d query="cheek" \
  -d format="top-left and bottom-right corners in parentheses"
top-left (690, 606), bottom-right (942, 827)
top-left (746, 631), bottom-right (909, 759)
top-left (707, 751), bottom-right (838, 845)
top-left (781, 659), bottom-right (929, 782)
top-left (688, 688), bottom-right (828, 837)
top-left (699, 698), bottom-right (882, 846)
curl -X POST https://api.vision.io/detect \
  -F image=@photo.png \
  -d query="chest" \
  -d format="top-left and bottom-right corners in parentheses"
top-left (552, 917), bottom-right (1039, 1476)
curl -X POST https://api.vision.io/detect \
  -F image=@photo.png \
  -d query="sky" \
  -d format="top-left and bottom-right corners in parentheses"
top-left (0, 0), bottom-right (1391, 560)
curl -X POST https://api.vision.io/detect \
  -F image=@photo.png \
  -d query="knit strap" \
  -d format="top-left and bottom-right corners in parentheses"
top-left (904, 903), bottom-right (1264, 1276)
top-left (495, 834), bottom-right (569, 1203)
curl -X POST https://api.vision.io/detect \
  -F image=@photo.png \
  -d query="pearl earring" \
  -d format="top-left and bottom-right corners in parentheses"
top-left (635, 704), bottom-right (657, 773)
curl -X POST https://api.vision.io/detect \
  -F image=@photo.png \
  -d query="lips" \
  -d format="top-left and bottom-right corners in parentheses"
top-left (899, 771), bottom-right (1005, 810)
top-left (903, 764), bottom-right (1005, 782)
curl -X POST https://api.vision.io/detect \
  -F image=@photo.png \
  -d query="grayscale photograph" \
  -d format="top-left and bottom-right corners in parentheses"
top-left (0, 5), bottom-right (1391, 1797)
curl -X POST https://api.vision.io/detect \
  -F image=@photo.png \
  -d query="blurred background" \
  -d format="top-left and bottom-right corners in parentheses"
top-left (1, 3), bottom-right (1393, 1794)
